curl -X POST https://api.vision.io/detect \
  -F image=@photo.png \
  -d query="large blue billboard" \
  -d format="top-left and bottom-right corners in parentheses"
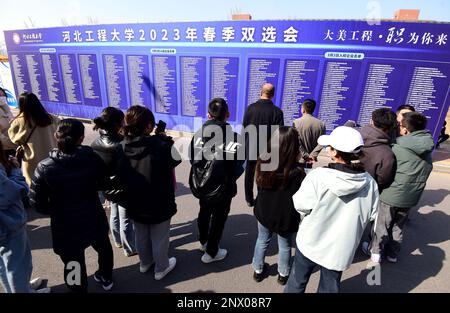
top-left (4, 20), bottom-right (450, 140)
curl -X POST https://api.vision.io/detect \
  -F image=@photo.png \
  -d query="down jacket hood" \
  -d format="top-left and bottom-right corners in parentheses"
top-left (323, 164), bottom-right (371, 197)
top-left (122, 136), bottom-right (164, 161)
top-left (360, 125), bottom-right (391, 147)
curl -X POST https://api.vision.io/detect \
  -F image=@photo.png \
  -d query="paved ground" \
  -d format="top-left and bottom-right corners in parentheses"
top-left (2, 123), bottom-right (450, 293)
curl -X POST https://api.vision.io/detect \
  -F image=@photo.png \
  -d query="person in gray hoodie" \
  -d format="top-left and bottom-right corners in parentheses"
top-left (364, 112), bottom-right (434, 264)
top-left (285, 126), bottom-right (379, 293)
top-left (359, 108), bottom-right (397, 192)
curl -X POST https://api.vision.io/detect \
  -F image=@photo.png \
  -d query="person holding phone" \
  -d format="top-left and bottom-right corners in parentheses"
top-left (155, 120), bottom-right (167, 135)
top-left (116, 106), bottom-right (181, 280)
top-left (0, 141), bottom-right (50, 293)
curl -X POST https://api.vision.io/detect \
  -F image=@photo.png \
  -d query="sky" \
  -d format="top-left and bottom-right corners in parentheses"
top-left (0, 0), bottom-right (449, 52)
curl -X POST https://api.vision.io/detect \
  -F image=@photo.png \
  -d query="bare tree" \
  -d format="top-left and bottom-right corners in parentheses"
top-left (24, 16), bottom-right (37, 29)
top-left (0, 45), bottom-right (7, 56)
top-left (60, 18), bottom-right (70, 26)
top-left (229, 6), bottom-right (242, 20)
top-left (86, 16), bottom-right (99, 25)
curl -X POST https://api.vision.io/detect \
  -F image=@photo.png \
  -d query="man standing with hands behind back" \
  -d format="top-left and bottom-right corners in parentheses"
top-left (292, 99), bottom-right (326, 168)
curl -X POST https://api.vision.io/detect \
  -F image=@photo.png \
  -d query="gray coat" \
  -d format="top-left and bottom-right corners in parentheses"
top-left (292, 114), bottom-right (326, 160)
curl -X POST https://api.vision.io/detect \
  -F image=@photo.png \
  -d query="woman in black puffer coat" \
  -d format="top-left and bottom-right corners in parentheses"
top-left (91, 107), bottom-right (136, 257)
top-left (30, 119), bottom-right (114, 293)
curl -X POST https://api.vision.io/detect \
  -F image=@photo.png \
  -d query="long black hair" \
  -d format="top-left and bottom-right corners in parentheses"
top-left (17, 92), bottom-right (53, 127)
top-left (256, 126), bottom-right (301, 189)
top-left (55, 119), bottom-right (85, 154)
top-left (331, 148), bottom-right (365, 172)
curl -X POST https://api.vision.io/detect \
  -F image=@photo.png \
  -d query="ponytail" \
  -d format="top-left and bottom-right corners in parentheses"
top-left (93, 107), bottom-right (124, 134)
top-left (55, 119), bottom-right (85, 154)
top-left (334, 149), bottom-right (365, 172)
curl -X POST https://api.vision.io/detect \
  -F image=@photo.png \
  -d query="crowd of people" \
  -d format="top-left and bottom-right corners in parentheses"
top-left (0, 83), bottom-right (436, 293)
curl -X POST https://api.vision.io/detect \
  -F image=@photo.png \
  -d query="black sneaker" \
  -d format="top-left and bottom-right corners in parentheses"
top-left (277, 274), bottom-right (289, 286)
top-left (253, 271), bottom-right (264, 282)
top-left (93, 271), bottom-right (113, 291)
top-left (253, 263), bottom-right (267, 282)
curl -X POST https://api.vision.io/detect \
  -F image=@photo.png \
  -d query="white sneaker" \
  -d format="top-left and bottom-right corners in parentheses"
top-left (30, 277), bottom-right (44, 290)
top-left (371, 253), bottom-right (381, 263)
top-left (200, 243), bottom-right (207, 252)
top-left (154, 257), bottom-right (177, 280)
top-left (140, 263), bottom-right (152, 274)
top-left (124, 251), bottom-right (138, 257)
top-left (201, 248), bottom-right (227, 264)
top-left (362, 242), bottom-right (381, 263)
top-left (34, 287), bottom-right (51, 293)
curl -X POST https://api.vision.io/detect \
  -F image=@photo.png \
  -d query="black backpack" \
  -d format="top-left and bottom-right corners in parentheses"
top-left (189, 148), bottom-right (229, 204)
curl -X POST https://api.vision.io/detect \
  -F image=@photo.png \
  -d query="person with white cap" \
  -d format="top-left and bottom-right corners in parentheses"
top-left (285, 126), bottom-right (379, 293)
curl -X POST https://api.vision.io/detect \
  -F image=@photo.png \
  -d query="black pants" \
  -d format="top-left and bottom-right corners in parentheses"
top-left (244, 161), bottom-right (257, 203)
top-left (4, 149), bottom-right (16, 157)
top-left (59, 234), bottom-right (113, 293)
top-left (198, 197), bottom-right (232, 257)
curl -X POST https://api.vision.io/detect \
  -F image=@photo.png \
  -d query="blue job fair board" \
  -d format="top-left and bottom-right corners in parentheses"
top-left (4, 20), bottom-right (450, 140)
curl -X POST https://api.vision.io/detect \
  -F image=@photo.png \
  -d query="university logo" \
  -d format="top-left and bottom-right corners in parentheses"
top-left (12, 33), bottom-right (21, 45)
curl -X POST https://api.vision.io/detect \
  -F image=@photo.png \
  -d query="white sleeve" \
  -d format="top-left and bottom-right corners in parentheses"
top-left (292, 171), bottom-right (319, 219)
top-left (370, 181), bottom-right (380, 223)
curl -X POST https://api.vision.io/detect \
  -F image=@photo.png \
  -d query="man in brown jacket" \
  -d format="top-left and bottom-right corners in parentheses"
top-left (292, 99), bottom-right (325, 167)
top-left (359, 108), bottom-right (397, 192)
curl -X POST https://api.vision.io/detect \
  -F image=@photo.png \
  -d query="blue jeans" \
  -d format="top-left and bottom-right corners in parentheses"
top-left (284, 247), bottom-right (343, 293)
top-left (252, 222), bottom-right (294, 277)
top-left (0, 228), bottom-right (33, 293)
top-left (110, 202), bottom-right (136, 255)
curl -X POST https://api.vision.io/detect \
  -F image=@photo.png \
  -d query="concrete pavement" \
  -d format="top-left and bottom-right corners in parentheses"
top-left (2, 123), bottom-right (450, 293)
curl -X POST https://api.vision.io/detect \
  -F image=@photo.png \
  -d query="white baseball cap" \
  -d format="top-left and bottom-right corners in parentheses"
top-left (318, 126), bottom-right (364, 153)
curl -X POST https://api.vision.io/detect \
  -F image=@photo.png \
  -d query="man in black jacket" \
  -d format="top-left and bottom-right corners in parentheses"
top-left (189, 98), bottom-right (244, 263)
top-left (242, 83), bottom-right (284, 207)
